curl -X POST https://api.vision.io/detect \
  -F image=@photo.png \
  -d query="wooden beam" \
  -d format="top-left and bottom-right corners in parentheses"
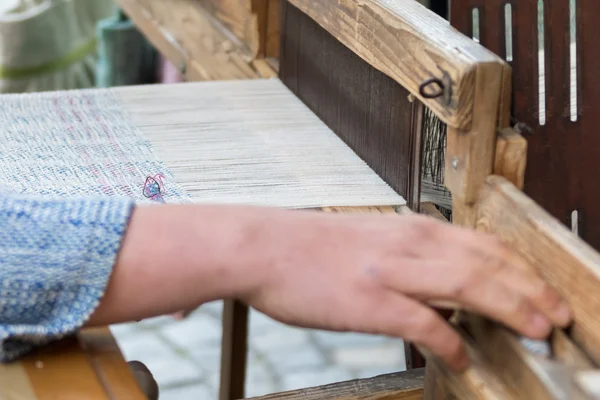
top-left (246, 368), bottom-right (425, 399)
top-left (198, 0), bottom-right (266, 57)
top-left (286, 0), bottom-right (504, 130)
top-left (460, 315), bottom-right (586, 400)
top-left (476, 175), bottom-right (600, 365)
top-left (444, 62), bottom-right (504, 216)
top-left (80, 328), bottom-right (152, 399)
top-left (421, 338), bottom-right (516, 400)
top-left (116, 0), bottom-right (276, 81)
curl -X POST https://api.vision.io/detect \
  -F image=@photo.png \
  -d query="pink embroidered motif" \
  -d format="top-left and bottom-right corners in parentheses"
top-left (142, 173), bottom-right (166, 203)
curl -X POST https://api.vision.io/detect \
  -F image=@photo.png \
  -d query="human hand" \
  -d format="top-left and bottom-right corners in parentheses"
top-left (238, 210), bottom-right (572, 372)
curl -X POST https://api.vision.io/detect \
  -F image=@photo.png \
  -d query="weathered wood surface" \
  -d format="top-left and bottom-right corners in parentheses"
top-left (427, 174), bottom-right (600, 399)
top-left (422, 338), bottom-right (515, 400)
top-left (286, 0), bottom-right (505, 130)
top-left (247, 368), bottom-right (425, 399)
top-left (116, 0), bottom-right (277, 81)
top-left (443, 60), bottom-right (506, 223)
top-left (461, 315), bottom-right (584, 400)
top-left (476, 175), bottom-right (600, 365)
top-left (0, 328), bottom-right (146, 400)
top-left (199, 0), bottom-right (280, 59)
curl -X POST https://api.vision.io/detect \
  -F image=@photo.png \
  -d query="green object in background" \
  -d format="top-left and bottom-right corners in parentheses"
top-left (96, 8), bottom-right (158, 88)
top-left (0, 38), bottom-right (98, 80)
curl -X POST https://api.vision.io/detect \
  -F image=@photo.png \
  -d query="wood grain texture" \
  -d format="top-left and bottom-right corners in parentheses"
top-left (286, 0), bottom-right (505, 130)
top-left (461, 315), bottom-right (580, 400)
top-left (476, 175), bottom-right (600, 365)
top-left (246, 368), bottom-right (425, 399)
top-left (421, 339), bottom-right (515, 400)
top-left (443, 61), bottom-right (504, 211)
top-left (198, 0), bottom-right (263, 56)
top-left (0, 329), bottom-right (147, 400)
top-left (116, 0), bottom-right (275, 81)
top-left (493, 128), bottom-right (527, 190)
top-left (265, 0), bottom-right (281, 59)
top-left (79, 328), bottom-right (148, 400)
top-left (197, 0), bottom-right (280, 59)
top-left (552, 330), bottom-right (595, 369)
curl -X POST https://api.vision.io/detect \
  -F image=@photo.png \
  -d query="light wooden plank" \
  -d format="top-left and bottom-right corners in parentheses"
top-left (116, 0), bottom-right (274, 81)
top-left (0, 362), bottom-right (38, 400)
top-left (246, 368), bottom-right (425, 399)
top-left (476, 175), bottom-right (600, 365)
top-left (79, 328), bottom-right (148, 400)
top-left (19, 337), bottom-right (110, 400)
top-left (286, 0), bottom-right (505, 130)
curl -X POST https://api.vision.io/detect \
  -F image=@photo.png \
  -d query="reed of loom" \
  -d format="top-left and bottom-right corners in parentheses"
top-left (4, 0), bottom-right (600, 399)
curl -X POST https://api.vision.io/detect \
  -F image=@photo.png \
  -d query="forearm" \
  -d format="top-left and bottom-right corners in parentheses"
top-left (87, 204), bottom-right (270, 326)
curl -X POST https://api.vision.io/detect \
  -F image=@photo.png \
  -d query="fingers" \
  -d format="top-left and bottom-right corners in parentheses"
top-left (456, 232), bottom-right (572, 328)
top-left (357, 292), bottom-right (469, 372)
top-left (380, 260), bottom-right (555, 339)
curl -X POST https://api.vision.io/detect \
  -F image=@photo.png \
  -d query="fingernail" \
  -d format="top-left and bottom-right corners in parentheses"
top-left (556, 301), bottom-right (573, 325)
top-left (532, 313), bottom-right (551, 336)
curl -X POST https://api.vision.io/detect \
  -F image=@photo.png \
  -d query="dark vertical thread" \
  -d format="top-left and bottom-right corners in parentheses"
top-left (279, 1), bottom-right (417, 199)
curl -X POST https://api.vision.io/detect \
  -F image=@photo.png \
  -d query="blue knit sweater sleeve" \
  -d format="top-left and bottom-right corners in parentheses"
top-left (0, 192), bottom-right (135, 362)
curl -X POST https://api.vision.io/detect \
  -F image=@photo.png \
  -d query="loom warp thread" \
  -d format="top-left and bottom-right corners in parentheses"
top-left (143, 173), bottom-right (166, 203)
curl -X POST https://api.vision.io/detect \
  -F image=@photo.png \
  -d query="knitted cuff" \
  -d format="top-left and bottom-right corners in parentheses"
top-left (0, 193), bottom-right (134, 362)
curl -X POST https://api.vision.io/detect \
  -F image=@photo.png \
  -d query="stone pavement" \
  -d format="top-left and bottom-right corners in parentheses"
top-left (110, 300), bottom-right (406, 399)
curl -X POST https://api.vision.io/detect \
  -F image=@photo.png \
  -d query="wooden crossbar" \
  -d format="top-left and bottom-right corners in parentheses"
top-left (287, 0), bottom-right (503, 131)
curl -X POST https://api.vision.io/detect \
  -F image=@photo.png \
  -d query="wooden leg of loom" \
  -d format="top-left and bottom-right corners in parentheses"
top-left (219, 299), bottom-right (249, 400)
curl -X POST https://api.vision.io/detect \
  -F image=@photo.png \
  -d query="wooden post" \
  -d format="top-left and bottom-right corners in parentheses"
top-left (219, 300), bottom-right (249, 400)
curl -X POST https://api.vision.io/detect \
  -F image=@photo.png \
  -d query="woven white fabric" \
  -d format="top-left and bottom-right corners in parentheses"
top-left (0, 87), bottom-right (191, 203)
top-left (0, 0), bottom-right (114, 93)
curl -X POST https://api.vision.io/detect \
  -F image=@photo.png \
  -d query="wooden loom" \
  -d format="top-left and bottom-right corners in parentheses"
top-left (2, 1), bottom-right (600, 399)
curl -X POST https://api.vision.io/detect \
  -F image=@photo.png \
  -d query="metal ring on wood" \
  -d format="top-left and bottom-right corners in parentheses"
top-left (419, 78), bottom-right (445, 99)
